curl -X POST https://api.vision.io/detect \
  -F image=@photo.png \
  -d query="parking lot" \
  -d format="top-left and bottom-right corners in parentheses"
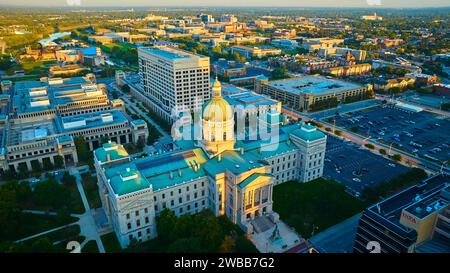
top-left (324, 136), bottom-right (411, 198)
top-left (332, 105), bottom-right (450, 163)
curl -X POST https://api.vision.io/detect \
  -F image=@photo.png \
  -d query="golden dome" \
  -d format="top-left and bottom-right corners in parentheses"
top-left (203, 78), bottom-right (233, 122)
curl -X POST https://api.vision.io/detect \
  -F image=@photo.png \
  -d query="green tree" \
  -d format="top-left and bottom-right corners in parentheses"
top-left (173, 214), bottom-right (194, 239)
top-left (56, 207), bottom-right (72, 225)
top-left (74, 136), bottom-right (90, 163)
top-left (43, 159), bottom-right (53, 171)
top-left (121, 84), bottom-right (131, 93)
top-left (17, 164), bottom-right (29, 179)
top-left (232, 52), bottom-right (246, 63)
top-left (157, 209), bottom-right (177, 241)
top-left (31, 160), bottom-right (42, 173)
top-left (270, 66), bottom-right (288, 80)
top-left (167, 237), bottom-right (205, 253)
top-left (30, 237), bottom-right (57, 253)
top-left (100, 136), bottom-right (110, 145)
top-left (391, 154), bottom-right (402, 162)
top-left (0, 182), bottom-right (21, 241)
top-left (192, 211), bottom-right (222, 251)
top-left (61, 172), bottom-right (76, 187)
top-left (54, 156), bottom-right (64, 169)
top-left (219, 235), bottom-right (236, 253)
top-left (365, 144), bottom-right (375, 149)
top-left (34, 177), bottom-right (70, 209)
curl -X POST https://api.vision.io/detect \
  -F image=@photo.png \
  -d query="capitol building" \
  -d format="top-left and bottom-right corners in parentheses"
top-left (94, 78), bottom-right (327, 248)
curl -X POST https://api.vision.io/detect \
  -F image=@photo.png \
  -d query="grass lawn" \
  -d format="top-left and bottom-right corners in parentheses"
top-left (6, 60), bottom-right (56, 76)
top-left (82, 240), bottom-right (99, 253)
top-left (22, 224), bottom-right (81, 245)
top-left (7, 213), bottom-right (77, 242)
top-left (65, 179), bottom-right (86, 214)
top-left (273, 178), bottom-right (366, 239)
top-left (102, 43), bottom-right (135, 51)
top-left (4, 75), bottom-right (42, 82)
top-left (81, 173), bottom-right (101, 209)
top-left (17, 176), bottom-right (85, 215)
top-left (6, 225), bottom-right (82, 253)
top-left (101, 232), bottom-right (122, 253)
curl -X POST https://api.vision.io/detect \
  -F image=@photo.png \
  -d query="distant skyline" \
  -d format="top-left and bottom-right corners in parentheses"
top-left (0, 0), bottom-right (449, 8)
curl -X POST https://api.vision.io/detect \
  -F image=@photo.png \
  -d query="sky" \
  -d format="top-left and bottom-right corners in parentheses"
top-left (0, 0), bottom-right (449, 8)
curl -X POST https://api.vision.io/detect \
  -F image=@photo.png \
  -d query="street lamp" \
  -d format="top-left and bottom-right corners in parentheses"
top-left (441, 161), bottom-right (448, 174)
top-left (311, 224), bottom-right (319, 237)
top-left (388, 141), bottom-right (395, 156)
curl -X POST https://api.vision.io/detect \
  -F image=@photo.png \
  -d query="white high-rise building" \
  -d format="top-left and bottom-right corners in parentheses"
top-left (138, 46), bottom-right (211, 122)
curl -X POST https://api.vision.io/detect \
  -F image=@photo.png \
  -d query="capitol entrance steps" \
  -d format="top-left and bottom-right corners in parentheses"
top-left (252, 215), bottom-right (275, 234)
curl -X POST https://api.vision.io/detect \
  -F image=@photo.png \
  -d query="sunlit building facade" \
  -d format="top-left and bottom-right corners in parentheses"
top-left (94, 79), bottom-right (327, 247)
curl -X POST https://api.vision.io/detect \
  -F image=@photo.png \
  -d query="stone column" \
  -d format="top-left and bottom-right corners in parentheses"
top-left (26, 161), bottom-right (32, 171)
top-left (13, 163), bottom-right (19, 173)
top-left (72, 150), bottom-right (79, 165)
top-left (260, 187), bottom-right (263, 205)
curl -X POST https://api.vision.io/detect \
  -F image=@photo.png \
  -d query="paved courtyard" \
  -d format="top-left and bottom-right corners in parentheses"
top-left (249, 217), bottom-right (304, 253)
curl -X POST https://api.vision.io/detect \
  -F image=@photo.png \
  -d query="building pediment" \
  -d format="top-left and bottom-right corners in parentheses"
top-left (239, 173), bottom-right (273, 190)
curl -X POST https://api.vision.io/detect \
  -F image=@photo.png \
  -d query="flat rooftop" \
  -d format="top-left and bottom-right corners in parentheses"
top-left (56, 110), bottom-right (128, 133)
top-left (6, 119), bottom-right (58, 146)
top-left (225, 91), bottom-right (278, 108)
top-left (12, 77), bottom-right (106, 114)
top-left (139, 46), bottom-right (204, 61)
top-left (268, 76), bottom-right (364, 96)
top-left (367, 174), bottom-right (449, 229)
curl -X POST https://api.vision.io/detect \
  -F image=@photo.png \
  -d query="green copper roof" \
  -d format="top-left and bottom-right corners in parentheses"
top-left (203, 150), bottom-right (264, 176)
top-left (131, 119), bottom-right (146, 125)
top-left (149, 168), bottom-right (206, 191)
top-left (135, 148), bottom-right (208, 178)
top-left (108, 164), bottom-right (151, 196)
top-left (94, 142), bottom-right (130, 163)
top-left (290, 125), bottom-right (326, 142)
top-left (57, 135), bottom-right (73, 143)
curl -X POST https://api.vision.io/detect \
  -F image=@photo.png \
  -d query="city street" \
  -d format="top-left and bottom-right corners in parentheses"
top-left (310, 213), bottom-right (362, 253)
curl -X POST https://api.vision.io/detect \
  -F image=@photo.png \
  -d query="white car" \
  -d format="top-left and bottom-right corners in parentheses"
top-left (30, 178), bottom-right (40, 184)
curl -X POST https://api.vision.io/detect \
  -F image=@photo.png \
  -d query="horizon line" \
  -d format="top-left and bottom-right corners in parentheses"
top-left (0, 5), bottom-right (449, 9)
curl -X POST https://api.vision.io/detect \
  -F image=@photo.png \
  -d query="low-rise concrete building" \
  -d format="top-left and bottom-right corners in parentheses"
top-left (256, 75), bottom-right (372, 112)
top-left (0, 75), bottom-right (147, 173)
top-left (231, 46), bottom-right (282, 59)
